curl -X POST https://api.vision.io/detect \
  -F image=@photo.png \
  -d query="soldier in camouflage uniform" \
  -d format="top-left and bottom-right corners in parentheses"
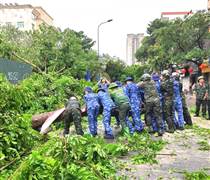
top-left (109, 83), bottom-right (135, 135)
top-left (98, 88), bottom-right (115, 139)
top-left (124, 77), bottom-right (144, 132)
top-left (193, 76), bottom-right (208, 117)
top-left (63, 96), bottom-right (84, 136)
top-left (152, 73), bottom-right (165, 131)
top-left (207, 83), bottom-right (210, 120)
top-left (138, 74), bottom-right (164, 136)
top-left (181, 87), bottom-right (193, 125)
top-left (160, 70), bottom-right (176, 133)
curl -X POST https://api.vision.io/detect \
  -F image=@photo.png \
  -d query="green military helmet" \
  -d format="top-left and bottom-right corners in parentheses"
top-left (197, 76), bottom-right (204, 82)
top-left (109, 82), bottom-right (118, 89)
top-left (141, 73), bottom-right (151, 81)
top-left (161, 70), bottom-right (170, 77)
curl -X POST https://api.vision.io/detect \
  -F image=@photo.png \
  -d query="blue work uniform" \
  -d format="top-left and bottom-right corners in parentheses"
top-left (98, 91), bottom-right (115, 136)
top-left (84, 93), bottom-right (100, 135)
top-left (125, 82), bottom-right (144, 131)
top-left (173, 80), bottom-right (185, 128)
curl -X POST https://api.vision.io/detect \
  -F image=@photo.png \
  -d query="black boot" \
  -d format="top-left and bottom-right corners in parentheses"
top-left (148, 126), bottom-right (155, 133)
top-left (104, 134), bottom-right (114, 139)
top-left (158, 129), bottom-right (164, 136)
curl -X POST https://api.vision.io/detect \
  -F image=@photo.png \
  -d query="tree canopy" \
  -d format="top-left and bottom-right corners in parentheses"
top-left (136, 11), bottom-right (210, 70)
top-left (0, 25), bottom-right (101, 79)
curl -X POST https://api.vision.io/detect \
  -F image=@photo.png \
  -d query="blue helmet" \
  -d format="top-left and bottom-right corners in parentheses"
top-left (152, 74), bottom-right (160, 81)
top-left (84, 86), bottom-right (93, 93)
top-left (115, 81), bottom-right (122, 87)
top-left (125, 76), bottom-right (133, 82)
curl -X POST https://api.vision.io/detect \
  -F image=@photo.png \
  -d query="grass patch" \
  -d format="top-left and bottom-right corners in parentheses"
top-left (184, 170), bottom-right (210, 180)
top-left (198, 140), bottom-right (210, 151)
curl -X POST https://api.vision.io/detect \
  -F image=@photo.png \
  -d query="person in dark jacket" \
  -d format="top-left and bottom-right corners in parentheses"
top-left (63, 96), bottom-right (84, 136)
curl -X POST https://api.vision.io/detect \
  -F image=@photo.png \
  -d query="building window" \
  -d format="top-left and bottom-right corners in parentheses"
top-left (17, 21), bottom-right (24, 28)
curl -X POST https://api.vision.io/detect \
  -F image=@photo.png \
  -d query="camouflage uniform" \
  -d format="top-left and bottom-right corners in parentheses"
top-left (98, 89), bottom-right (115, 137)
top-left (109, 85), bottom-right (135, 134)
top-left (152, 75), bottom-right (165, 131)
top-left (125, 82), bottom-right (144, 132)
top-left (63, 98), bottom-right (84, 135)
top-left (180, 85), bottom-right (192, 125)
top-left (138, 79), bottom-right (163, 135)
top-left (84, 93), bottom-right (100, 136)
top-left (161, 78), bottom-right (176, 132)
top-left (207, 84), bottom-right (210, 120)
top-left (193, 83), bottom-right (208, 117)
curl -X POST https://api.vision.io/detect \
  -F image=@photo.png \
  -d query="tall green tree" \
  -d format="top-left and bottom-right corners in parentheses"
top-left (0, 25), bottom-right (100, 79)
top-left (136, 11), bottom-right (210, 70)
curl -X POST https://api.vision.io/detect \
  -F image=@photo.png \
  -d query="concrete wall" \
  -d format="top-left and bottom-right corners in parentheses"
top-left (0, 8), bottom-right (35, 30)
top-left (34, 7), bottom-right (53, 29)
top-left (0, 4), bottom-right (53, 31)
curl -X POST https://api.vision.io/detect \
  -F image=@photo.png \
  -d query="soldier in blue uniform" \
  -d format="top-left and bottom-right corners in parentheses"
top-left (97, 88), bottom-right (115, 139)
top-left (84, 87), bottom-right (100, 136)
top-left (97, 77), bottom-right (110, 91)
top-left (172, 72), bottom-right (185, 130)
top-left (124, 77), bottom-right (144, 132)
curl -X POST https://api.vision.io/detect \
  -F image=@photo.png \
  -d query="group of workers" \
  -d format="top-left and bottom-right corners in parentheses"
top-left (63, 69), bottom-right (210, 139)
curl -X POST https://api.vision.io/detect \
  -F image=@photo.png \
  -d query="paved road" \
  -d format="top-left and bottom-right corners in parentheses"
top-left (118, 117), bottom-right (210, 180)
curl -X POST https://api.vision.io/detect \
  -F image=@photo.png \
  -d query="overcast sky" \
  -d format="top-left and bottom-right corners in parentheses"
top-left (1, 0), bottom-right (208, 60)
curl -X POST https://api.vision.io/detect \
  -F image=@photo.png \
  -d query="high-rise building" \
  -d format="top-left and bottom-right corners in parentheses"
top-left (0, 3), bottom-right (53, 31)
top-left (126, 33), bottom-right (144, 65)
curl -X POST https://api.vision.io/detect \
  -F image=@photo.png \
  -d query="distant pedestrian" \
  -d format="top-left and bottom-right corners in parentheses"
top-left (207, 83), bottom-right (210, 120)
top-left (193, 76), bottom-right (208, 118)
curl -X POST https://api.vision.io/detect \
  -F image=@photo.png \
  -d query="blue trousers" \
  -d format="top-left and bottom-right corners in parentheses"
top-left (87, 106), bottom-right (99, 135)
top-left (174, 98), bottom-right (185, 128)
top-left (130, 102), bottom-right (144, 131)
top-left (126, 116), bottom-right (135, 134)
top-left (103, 108), bottom-right (113, 136)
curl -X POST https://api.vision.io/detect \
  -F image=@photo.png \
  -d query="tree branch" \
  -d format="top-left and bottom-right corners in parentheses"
top-left (12, 52), bottom-right (43, 73)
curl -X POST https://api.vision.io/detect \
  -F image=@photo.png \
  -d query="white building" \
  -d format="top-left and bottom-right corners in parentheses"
top-left (126, 33), bottom-right (144, 66)
top-left (0, 3), bottom-right (53, 31)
